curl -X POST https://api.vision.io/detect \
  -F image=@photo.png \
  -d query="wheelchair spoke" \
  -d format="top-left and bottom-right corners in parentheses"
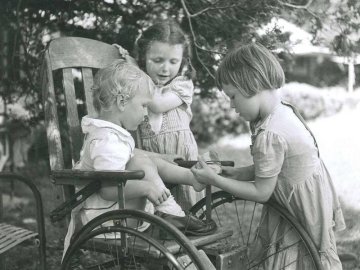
top-left (189, 191), bottom-right (322, 270)
top-left (62, 209), bottom-right (207, 270)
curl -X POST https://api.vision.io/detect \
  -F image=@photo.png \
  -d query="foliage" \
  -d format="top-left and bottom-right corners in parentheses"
top-left (2, 0), bottom-right (357, 124)
top-left (284, 56), bottom-right (349, 87)
top-left (191, 90), bottom-right (248, 145)
top-left (281, 82), bottom-right (360, 119)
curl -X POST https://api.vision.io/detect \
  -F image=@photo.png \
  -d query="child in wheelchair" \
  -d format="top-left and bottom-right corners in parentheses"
top-left (63, 59), bottom-right (216, 255)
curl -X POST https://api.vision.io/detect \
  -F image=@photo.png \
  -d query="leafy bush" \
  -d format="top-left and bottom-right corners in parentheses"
top-left (191, 83), bottom-right (360, 145)
top-left (281, 82), bottom-right (360, 120)
top-left (191, 91), bottom-right (248, 145)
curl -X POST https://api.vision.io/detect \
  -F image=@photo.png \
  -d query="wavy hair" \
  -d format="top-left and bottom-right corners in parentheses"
top-left (134, 20), bottom-right (195, 80)
top-left (92, 59), bottom-right (154, 113)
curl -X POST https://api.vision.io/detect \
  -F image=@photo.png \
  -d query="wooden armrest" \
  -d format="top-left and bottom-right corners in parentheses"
top-left (49, 169), bottom-right (145, 222)
top-left (50, 169), bottom-right (145, 185)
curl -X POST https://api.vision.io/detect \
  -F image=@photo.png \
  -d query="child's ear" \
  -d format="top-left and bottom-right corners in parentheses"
top-left (116, 96), bottom-right (126, 112)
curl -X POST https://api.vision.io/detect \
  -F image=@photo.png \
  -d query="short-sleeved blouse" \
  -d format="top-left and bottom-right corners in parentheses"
top-left (250, 102), bottom-right (345, 269)
top-left (138, 76), bottom-right (201, 210)
top-left (139, 76), bottom-right (198, 160)
top-left (63, 116), bottom-right (153, 257)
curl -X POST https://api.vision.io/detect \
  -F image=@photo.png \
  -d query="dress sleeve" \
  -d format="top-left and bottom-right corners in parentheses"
top-left (252, 131), bottom-right (287, 178)
top-left (89, 134), bottom-right (132, 171)
top-left (168, 76), bottom-right (194, 106)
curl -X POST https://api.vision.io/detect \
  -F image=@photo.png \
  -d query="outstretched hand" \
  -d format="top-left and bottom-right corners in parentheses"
top-left (190, 156), bottom-right (218, 186)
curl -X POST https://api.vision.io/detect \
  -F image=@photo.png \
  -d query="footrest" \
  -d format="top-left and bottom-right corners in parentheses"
top-left (0, 223), bottom-right (38, 254)
top-left (165, 228), bottom-right (233, 254)
top-left (86, 228), bottom-right (233, 258)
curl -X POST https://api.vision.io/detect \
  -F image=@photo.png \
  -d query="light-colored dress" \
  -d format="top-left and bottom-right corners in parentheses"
top-left (250, 102), bottom-right (345, 270)
top-left (63, 116), bottom-right (154, 257)
top-left (139, 76), bottom-right (203, 210)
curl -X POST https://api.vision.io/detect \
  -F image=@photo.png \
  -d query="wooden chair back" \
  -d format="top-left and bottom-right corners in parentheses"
top-left (40, 37), bottom-right (136, 202)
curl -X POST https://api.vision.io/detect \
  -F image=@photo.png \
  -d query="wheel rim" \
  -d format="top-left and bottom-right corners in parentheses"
top-left (62, 209), bottom-right (208, 270)
top-left (190, 191), bottom-right (323, 270)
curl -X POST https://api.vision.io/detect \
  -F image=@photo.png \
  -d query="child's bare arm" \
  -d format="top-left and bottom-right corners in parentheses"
top-left (221, 165), bottom-right (255, 181)
top-left (147, 91), bottom-right (183, 113)
top-left (191, 158), bottom-right (276, 202)
top-left (134, 148), bottom-right (183, 163)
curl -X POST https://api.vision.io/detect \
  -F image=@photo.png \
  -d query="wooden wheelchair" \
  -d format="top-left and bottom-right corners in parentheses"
top-left (40, 37), bottom-right (323, 270)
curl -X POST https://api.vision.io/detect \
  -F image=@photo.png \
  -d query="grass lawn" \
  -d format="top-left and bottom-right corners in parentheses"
top-left (1, 104), bottom-right (360, 269)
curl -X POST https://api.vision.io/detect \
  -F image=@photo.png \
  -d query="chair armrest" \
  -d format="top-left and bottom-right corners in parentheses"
top-left (50, 169), bottom-right (145, 186)
top-left (49, 169), bottom-right (144, 223)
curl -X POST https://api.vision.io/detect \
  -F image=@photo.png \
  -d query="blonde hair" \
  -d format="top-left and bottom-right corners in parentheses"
top-left (215, 43), bottom-right (285, 97)
top-left (92, 59), bottom-right (154, 112)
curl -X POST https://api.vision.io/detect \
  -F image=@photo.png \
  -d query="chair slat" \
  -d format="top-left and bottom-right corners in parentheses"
top-left (62, 68), bottom-right (82, 163)
top-left (41, 52), bottom-right (64, 170)
top-left (48, 37), bottom-right (120, 71)
top-left (82, 67), bottom-right (96, 116)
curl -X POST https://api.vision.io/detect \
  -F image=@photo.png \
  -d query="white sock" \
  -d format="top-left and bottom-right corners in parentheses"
top-left (156, 195), bottom-right (185, 217)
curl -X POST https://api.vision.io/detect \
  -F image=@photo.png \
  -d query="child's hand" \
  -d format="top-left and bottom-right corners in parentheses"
top-left (190, 156), bottom-right (217, 186)
top-left (146, 183), bottom-right (171, 206)
top-left (112, 44), bottom-right (138, 66)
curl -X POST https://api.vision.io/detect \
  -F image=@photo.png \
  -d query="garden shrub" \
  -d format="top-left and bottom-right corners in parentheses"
top-left (191, 91), bottom-right (248, 145)
top-left (191, 83), bottom-right (360, 145)
top-left (281, 82), bottom-right (360, 120)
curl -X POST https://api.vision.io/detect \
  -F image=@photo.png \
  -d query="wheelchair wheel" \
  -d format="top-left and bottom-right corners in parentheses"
top-left (189, 191), bottom-right (323, 270)
top-left (62, 209), bottom-right (208, 270)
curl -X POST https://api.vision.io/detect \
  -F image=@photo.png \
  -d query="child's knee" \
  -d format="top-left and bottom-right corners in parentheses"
top-left (126, 154), bottom-right (156, 171)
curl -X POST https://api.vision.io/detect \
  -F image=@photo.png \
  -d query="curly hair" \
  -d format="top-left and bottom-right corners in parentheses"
top-left (92, 59), bottom-right (154, 113)
top-left (134, 20), bottom-right (196, 80)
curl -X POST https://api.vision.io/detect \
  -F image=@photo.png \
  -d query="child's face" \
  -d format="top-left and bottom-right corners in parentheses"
top-left (120, 86), bottom-right (152, 131)
top-left (222, 84), bottom-right (260, 122)
top-left (145, 41), bottom-right (183, 86)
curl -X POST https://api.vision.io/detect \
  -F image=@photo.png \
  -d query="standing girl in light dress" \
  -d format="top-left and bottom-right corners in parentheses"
top-left (118, 20), bottom-right (202, 210)
top-left (191, 43), bottom-right (346, 270)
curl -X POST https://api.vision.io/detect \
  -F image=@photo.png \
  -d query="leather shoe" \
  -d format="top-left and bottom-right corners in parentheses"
top-left (155, 211), bottom-right (217, 236)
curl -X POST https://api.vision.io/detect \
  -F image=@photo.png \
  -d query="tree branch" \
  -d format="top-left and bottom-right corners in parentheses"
top-left (278, 0), bottom-right (322, 29)
top-left (277, 0), bottom-right (314, 9)
top-left (181, 0), bottom-right (228, 79)
top-left (190, 3), bottom-right (245, 18)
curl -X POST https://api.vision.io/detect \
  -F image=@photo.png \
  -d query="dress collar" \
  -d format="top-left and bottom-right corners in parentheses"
top-left (81, 115), bottom-right (133, 139)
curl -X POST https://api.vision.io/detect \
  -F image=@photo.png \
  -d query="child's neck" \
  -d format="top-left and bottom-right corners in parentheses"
top-left (97, 110), bottom-right (122, 128)
top-left (259, 89), bottom-right (281, 120)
